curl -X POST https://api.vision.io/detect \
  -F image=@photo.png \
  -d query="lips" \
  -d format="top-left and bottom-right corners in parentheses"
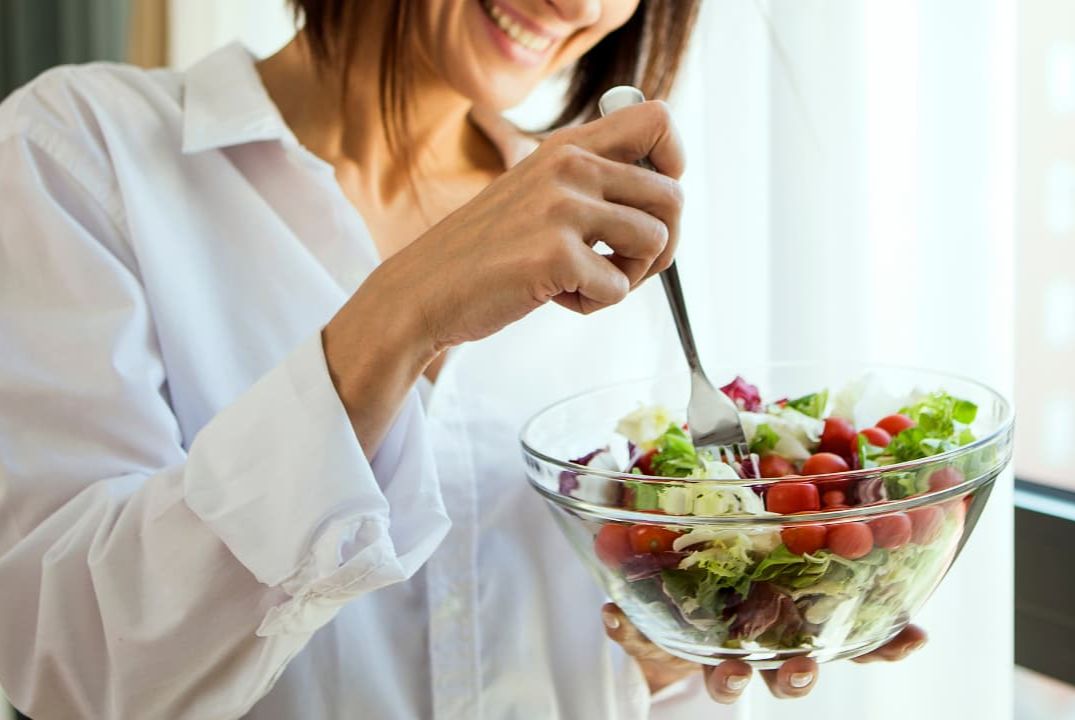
top-left (479, 0), bottom-right (556, 54)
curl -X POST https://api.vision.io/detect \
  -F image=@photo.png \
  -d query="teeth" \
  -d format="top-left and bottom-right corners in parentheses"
top-left (483, 0), bottom-right (553, 53)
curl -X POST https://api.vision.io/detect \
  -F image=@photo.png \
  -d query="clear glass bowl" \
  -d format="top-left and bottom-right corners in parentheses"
top-left (520, 366), bottom-right (1013, 668)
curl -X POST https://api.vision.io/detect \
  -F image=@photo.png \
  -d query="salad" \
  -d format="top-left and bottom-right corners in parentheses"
top-left (566, 375), bottom-right (980, 654)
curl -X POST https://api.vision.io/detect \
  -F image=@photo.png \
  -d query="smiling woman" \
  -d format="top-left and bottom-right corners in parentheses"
top-left (0, 0), bottom-right (939, 717)
top-left (0, 0), bottom-right (720, 716)
top-left (290, 0), bottom-right (698, 143)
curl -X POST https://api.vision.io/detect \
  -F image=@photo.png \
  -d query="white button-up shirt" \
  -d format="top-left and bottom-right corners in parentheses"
top-left (0, 44), bottom-right (718, 719)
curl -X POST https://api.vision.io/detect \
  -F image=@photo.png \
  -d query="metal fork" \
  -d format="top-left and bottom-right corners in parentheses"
top-left (598, 86), bottom-right (754, 475)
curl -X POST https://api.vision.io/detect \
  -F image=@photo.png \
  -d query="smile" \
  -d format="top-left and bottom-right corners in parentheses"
top-left (480, 0), bottom-right (556, 54)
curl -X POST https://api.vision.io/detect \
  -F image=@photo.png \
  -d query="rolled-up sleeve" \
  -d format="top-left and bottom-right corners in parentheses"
top-left (186, 333), bottom-right (450, 637)
top-left (0, 96), bottom-right (449, 718)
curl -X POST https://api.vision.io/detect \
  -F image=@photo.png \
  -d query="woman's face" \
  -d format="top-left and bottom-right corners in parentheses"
top-left (414, 0), bottom-right (642, 110)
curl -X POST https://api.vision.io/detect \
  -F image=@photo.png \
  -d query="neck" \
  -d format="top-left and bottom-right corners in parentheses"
top-left (257, 10), bottom-right (499, 204)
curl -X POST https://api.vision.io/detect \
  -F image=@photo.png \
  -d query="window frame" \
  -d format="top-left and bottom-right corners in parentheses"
top-left (1015, 478), bottom-right (1075, 686)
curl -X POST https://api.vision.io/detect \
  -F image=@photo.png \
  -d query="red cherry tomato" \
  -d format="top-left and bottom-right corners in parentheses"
top-left (821, 489), bottom-right (846, 507)
top-left (908, 506), bottom-right (944, 544)
top-left (759, 455), bottom-right (795, 478)
top-left (628, 524), bottom-right (681, 554)
top-left (827, 522), bottom-right (874, 559)
top-left (634, 448), bottom-right (657, 475)
top-left (858, 427), bottom-right (892, 449)
top-left (877, 414), bottom-right (916, 437)
top-left (928, 467), bottom-right (965, 492)
top-left (782, 524), bottom-right (827, 555)
top-left (594, 524), bottom-right (634, 569)
top-left (802, 452), bottom-right (850, 476)
top-left (948, 495), bottom-right (969, 533)
top-left (868, 513), bottom-right (912, 549)
top-left (820, 417), bottom-right (857, 455)
top-left (765, 482), bottom-right (821, 514)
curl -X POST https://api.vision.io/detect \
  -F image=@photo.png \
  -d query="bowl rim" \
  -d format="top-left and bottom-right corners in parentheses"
top-left (528, 465), bottom-right (1005, 525)
top-left (519, 364), bottom-right (1014, 521)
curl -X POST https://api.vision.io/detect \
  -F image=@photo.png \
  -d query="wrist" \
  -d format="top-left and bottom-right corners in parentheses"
top-left (322, 277), bottom-right (438, 452)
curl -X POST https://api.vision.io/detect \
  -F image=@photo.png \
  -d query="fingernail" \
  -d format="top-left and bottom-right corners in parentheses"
top-left (602, 611), bottom-right (620, 630)
top-left (789, 672), bottom-right (814, 689)
top-left (906, 640), bottom-right (926, 654)
top-left (725, 675), bottom-right (749, 692)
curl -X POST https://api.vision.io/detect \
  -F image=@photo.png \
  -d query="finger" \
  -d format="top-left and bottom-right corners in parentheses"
top-left (600, 603), bottom-right (639, 650)
top-left (550, 242), bottom-right (630, 315)
top-left (592, 161), bottom-right (683, 279)
top-left (852, 625), bottom-right (928, 664)
top-left (704, 661), bottom-right (753, 704)
top-left (600, 603), bottom-right (691, 667)
top-left (759, 656), bottom-right (818, 699)
top-left (602, 603), bottom-right (654, 655)
top-left (588, 154), bottom-right (685, 222)
top-left (577, 200), bottom-right (669, 287)
top-left (567, 101), bottom-right (686, 179)
top-left (538, 147), bottom-right (682, 281)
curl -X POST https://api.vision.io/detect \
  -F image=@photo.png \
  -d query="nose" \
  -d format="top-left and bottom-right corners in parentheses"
top-left (545, 0), bottom-right (601, 26)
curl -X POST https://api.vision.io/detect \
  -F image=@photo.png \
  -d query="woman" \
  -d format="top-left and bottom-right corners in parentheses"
top-left (0, 1), bottom-right (923, 717)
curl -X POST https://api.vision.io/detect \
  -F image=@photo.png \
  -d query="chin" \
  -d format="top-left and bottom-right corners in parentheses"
top-left (435, 0), bottom-right (575, 111)
top-left (460, 73), bottom-right (541, 112)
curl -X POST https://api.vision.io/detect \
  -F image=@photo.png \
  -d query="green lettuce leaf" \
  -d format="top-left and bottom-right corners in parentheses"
top-left (882, 392), bottom-right (979, 463)
top-left (751, 544), bottom-right (888, 593)
top-left (652, 424), bottom-right (700, 477)
top-left (856, 433), bottom-right (885, 470)
top-left (750, 545), bottom-right (833, 589)
top-left (884, 471), bottom-right (926, 500)
top-left (661, 566), bottom-right (735, 614)
top-left (786, 390), bottom-right (829, 419)
top-left (678, 532), bottom-right (756, 596)
top-left (749, 423), bottom-right (780, 455)
top-left (623, 480), bottom-right (662, 510)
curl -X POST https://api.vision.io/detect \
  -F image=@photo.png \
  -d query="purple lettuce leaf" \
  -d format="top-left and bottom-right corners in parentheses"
top-left (622, 551), bottom-right (688, 582)
top-left (558, 447), bottom-right (610, 495)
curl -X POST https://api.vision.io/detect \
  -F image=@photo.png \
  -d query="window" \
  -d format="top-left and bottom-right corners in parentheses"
top-left (1014, 0), bottom-right (1075, 704)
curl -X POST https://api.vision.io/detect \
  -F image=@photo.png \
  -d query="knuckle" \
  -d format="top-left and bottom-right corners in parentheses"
top-left (655, 251), bottom-right (675, 273)
top-left (548, 143), bottom-right (590, 178)
top-left (666, 179), bottom-right (685, 212)
top-left (647, 219), bottom-right (670, 255)
top-left (646, 100), bottom-right (673, 131)
top-left (547, 230), bottom-right (577, 268)
top-left (543, 190), bottom-right (578, 222)
top-left (544, 125), bottom-right (577, 148)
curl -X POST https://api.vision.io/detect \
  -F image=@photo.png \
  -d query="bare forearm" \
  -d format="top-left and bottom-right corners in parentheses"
top-left (322, 271), bottom-right (437, 457)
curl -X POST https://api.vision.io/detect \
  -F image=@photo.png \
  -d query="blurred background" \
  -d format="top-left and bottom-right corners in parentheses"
top-left (0, 0), bottom-right (1072, 718)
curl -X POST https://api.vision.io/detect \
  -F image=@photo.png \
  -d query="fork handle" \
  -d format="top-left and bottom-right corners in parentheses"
top-left (598, 87), bottom-right (706, 380)
top-left (658, 263), bottom-right (704, 377)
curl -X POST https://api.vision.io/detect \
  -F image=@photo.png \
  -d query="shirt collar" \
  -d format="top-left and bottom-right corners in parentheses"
top-left (181, 43), bottom-right (297, 155)
top-left (180, 43), bottom-right (538, 168)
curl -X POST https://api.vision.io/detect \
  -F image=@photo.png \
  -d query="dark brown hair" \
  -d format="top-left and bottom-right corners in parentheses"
top-left (290, 0), bottom-right (700, 156)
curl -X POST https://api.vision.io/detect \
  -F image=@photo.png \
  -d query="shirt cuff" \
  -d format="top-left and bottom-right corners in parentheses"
top-left (650, 673), bottom-right (700, 705)
top-left (183, 332), bottom-right (450, 636)
top-left (649, 672), bottom-right (726, 720)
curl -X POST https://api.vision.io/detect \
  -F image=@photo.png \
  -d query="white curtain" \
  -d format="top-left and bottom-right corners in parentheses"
top-left (168, 2), bottom-right (1016, 718)
top-left (167, 0), bottom-right (294, 69)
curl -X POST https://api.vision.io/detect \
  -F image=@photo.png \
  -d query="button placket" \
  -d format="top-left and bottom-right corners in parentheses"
top-left (426, 377), bottom-right (482, 720)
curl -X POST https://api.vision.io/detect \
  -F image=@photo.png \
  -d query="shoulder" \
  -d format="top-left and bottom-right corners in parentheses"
top-left (0, 61), bottom-right (182, 145)
top-left (0, 61), bottom-right (184, 176)
top-left (0, 62), bottom-right (183, 226)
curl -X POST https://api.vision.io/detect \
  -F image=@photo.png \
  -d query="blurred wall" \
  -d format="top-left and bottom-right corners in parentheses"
top-left (0, 0), bottom-right (130, 99)
top-left (168, 0), bottom-right (294, 70)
